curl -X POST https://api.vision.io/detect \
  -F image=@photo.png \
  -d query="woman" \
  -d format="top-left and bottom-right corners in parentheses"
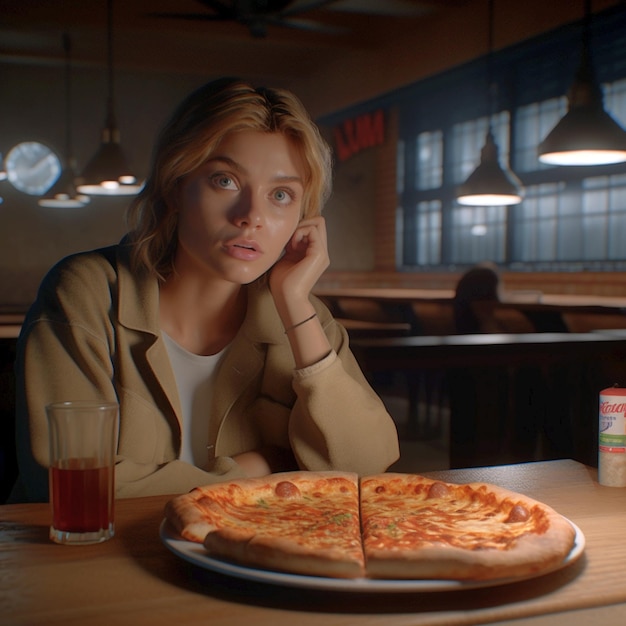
top-left (453, 262), bottom-right (502, 334)
top-left (12, 77), bottom-right (399, 502)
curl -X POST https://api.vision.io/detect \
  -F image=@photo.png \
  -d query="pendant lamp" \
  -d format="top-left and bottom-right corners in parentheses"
top-left (39, 35), bottom-right (90, 209)
top-left (538, 0), bottom-right (626, 166)
top-left (456, 0), bottom-right (524, 207)
top-left (456, 129), bottom-right (524, 205)
top-left (76, 0), bottom-right (142, 196)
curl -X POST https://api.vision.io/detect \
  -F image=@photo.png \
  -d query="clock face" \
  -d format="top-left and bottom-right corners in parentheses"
top-left (6, 141), bottom-right (62, 195)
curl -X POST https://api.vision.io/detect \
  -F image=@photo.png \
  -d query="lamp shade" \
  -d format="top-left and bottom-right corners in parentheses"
top-left (39, 163), bottom-right (90, 208)
top-left (456, 130), bottom-right (524, 206)
top-left (537, 86), bottom-right (626, 166)
top-left (76, 126), bottom-right (143, 195)
top-left (538, 19), bottom-right (626, 166)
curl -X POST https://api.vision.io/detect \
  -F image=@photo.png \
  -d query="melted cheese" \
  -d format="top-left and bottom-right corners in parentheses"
top-left (361, 476), bottom-right (548, 552)
top-left (199, 477), bottom-right (362, 552)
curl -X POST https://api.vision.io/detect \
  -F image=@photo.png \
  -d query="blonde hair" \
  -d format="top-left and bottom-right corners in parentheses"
top-left (125, 77), bottom-right (333, 279)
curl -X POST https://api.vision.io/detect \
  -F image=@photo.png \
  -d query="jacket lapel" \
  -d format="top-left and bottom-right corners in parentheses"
top-left (115, 245), bottom-right (182, 426)
top-left (211, 277), bottom-right (286, 450)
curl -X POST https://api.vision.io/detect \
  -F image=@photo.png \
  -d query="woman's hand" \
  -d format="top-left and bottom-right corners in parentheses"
top-left (232, 451), bottom-right (272, 477)
top-left (233, 447), bottom-right (297, 477)
top-left (269, 216), bottom-right (329, 305)
top-left (269, 216), bottom-right (333, 369)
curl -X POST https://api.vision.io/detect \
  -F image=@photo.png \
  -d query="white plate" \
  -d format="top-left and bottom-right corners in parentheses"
top-left (160, 518), bottom-right (585, 593)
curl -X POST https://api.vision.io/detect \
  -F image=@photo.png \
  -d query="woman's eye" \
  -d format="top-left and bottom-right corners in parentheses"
top-left (211, 174), bottom-right (237, 190)
top-left (273, 188), bottom-right (293, 204)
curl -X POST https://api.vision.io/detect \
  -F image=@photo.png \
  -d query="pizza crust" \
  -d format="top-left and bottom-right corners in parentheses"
top-left (204, 530), bottom-right (365, 578)
top-left (364, 525), bottom-right (575, 580)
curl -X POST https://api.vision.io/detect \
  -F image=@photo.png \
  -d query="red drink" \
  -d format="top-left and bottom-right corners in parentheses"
top-left (50, 459), bottom-right (114, 533)
top-left (46, 402), bottom-right (118, 544)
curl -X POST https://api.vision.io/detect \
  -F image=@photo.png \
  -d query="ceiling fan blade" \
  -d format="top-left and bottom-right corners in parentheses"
top-left (280, 1), bottom-right (343, 18)
top-left (147, 12), bottom-right (231, 22)
top-left (264, 16), bottom-right (348, 34)
top-left (322, 0), bottom-right (430, 16)
top-left (195, 0), bottom-right (233, 11)
top-left (251, 0), bottom-right (295, 11)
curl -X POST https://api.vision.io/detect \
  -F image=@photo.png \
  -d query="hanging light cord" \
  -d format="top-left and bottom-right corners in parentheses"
top-left (579, 0), bottom-right (598, 96)
top-left (583, 0), bottom-right (591, 41)
top-left (486, 0), bottom-right (497, 130)
top-left (106, 0), bottom-right (118, 137)
top-left (62, 33), bottom-right (72, 169)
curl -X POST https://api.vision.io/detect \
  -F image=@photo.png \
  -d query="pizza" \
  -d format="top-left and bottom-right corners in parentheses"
top-left (165, 471), bottom-right (365, 578)
top-left (164, 470), bottom-right (577, 581)
top-left (359, 473), bottom-right (576, 580)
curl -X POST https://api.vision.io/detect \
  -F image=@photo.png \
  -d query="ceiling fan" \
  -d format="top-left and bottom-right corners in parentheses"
top-left (148, 0), bottom-right (348, 38)
top-left (148, 0), bottom-right (429, 39)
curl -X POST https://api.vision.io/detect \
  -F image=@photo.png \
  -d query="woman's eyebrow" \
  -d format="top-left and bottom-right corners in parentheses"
top-left (205, 155), bottom-right (241, 171)
top-left (206, 156), bottom-right (303, 186)
top-left (271, 174), bottom-right (304, 186)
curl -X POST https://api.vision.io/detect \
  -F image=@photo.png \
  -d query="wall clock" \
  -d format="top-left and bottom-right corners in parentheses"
top-left (5, 141), bottom-right (62, 195)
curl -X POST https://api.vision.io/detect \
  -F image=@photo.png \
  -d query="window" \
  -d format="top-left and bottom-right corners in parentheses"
top-left (395, 6), bottom-right (626, 271)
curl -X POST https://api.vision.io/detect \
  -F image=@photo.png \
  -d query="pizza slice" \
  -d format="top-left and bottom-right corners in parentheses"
top-left (164, 470), bottom-right (364, 578)
top-left (359, 473), bottom-right (577, 580)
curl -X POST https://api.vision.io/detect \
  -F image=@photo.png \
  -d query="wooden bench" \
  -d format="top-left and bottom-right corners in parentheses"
top-left (351, 332), bottom-right (626, 469)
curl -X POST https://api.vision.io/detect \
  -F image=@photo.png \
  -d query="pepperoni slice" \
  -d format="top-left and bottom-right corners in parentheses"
top-left (506, 504), bottom-right (530, 523)
top-left (427, 481), bottom-right (450, 499)
top-left (274, 481), bottom-right (301, 498)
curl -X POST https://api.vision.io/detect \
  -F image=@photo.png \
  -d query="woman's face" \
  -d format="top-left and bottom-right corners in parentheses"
top-left (175, 130), bottom-right (306, 284)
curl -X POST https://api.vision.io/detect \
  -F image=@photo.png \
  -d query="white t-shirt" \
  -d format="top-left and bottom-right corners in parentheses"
top-left (161, 331), bottom-right (226, 468)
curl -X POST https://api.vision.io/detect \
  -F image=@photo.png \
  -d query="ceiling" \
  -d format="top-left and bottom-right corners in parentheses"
top-left (0, 0), bottom-right (472, 84)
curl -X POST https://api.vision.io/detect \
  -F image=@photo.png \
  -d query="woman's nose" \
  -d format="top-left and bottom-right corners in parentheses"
top-left (231, 190), bottom-right (264, 228)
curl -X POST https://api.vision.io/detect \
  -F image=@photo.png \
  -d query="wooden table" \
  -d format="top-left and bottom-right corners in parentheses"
top-left (1, 460), bottom-right (625, 626)
top-left (0, 324), bottom-right (21, 339)
top-left (351, 333), bottom-right (626, 467)
top-left (0, 313), bottom-right (24, 339)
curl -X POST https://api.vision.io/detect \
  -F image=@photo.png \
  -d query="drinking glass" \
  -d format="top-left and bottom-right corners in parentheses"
top-left (47, 401), bottom-right (118, 545)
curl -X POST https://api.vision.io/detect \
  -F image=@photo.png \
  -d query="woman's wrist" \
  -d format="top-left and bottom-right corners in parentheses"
top-left (273, 293), bottom-right (315, 332)
top-left (284, 312), bottom-right (317, 334)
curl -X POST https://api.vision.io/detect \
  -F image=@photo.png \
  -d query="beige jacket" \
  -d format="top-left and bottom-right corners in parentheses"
top-left (13, 243), bottom-right (399, 501)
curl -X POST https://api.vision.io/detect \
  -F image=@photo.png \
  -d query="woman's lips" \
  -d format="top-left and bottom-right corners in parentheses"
top-left (224, 239), bottom-right (262, 261)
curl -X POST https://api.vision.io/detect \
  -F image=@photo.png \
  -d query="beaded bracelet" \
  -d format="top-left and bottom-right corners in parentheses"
top-left (284, 312), bottom-right (317, 334)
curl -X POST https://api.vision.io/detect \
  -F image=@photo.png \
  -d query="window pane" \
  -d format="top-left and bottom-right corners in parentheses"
top-left (416, 200), bottom-right (441, 265)
top-left (416, 130), bottom-right (442, 190)
top-left (607, 175), bottom-right (626, 260)
top-left (449, 204), bottom-right (506, 264)
top-left (604, 77), bottom-right (626, 126)
top-left (511, 183), bottom-right (563, 262)
top-left (515, 97), bottom-right (566, 172)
